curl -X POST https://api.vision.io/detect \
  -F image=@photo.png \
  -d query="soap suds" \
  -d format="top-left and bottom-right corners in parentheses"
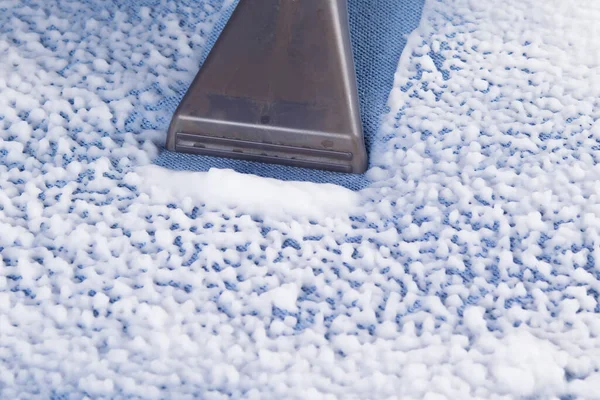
top-left (2, 0), bottom-right (600, 398)
top-left (136, 165), bottom-right (360, 220)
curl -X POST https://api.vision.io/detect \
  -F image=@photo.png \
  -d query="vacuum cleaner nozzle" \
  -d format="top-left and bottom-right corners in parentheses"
top-left (166, 0), bottom-right (368, 173)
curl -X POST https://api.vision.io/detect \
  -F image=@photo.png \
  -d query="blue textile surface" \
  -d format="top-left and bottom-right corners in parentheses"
top-left (4, 0), bottom-right (600, 397)
top-left (153, 0), bottom-right (425, 189)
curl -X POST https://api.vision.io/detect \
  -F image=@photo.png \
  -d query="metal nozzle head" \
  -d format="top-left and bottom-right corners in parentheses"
top-left (167, 0), bottom-right (367, 173)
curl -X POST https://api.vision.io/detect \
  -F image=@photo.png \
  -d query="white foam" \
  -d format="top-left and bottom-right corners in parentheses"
top-left (136, 165), bottom-right (360, 220)
top-left (2, 0), bottom-right (600, 398)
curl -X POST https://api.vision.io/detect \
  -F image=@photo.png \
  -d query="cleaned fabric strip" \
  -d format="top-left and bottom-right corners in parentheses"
top-left (152, 0), bottom-right (426, 189)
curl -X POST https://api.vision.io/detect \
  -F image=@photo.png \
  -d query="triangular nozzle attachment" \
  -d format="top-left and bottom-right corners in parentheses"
top-left (167, 0), bottom-right (368, 173)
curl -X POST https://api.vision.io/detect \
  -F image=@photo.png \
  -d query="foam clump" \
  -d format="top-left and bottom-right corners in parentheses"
top-left (2, 0), bottom-right (600, 398)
